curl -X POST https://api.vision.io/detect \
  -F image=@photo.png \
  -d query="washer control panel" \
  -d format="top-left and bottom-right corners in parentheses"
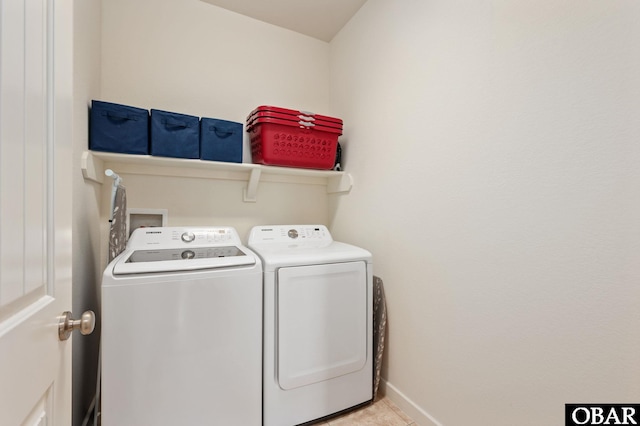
top-left (127, 227), bottom-right (241, 249)
top-left (113, 226), bottom-right (257, 275)
top-left (248, 225), bottom-right (332, 244)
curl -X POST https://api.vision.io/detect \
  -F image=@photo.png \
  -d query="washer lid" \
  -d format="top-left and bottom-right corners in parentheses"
top-left (110, 226), bottom-right (258, 274)
top-left (112, 245), bottom-right (256, 275)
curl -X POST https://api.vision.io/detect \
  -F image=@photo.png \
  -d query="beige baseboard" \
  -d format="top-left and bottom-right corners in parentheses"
top-left (379, 379), bottom-right (443, 426)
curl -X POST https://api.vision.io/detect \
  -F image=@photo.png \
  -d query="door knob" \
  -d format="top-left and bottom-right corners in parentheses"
top-left (58, 310), bottom-right (95, 341)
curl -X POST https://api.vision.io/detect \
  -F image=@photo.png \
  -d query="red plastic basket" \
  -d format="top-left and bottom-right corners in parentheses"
top-left (247, 116), bottom-right (341, 170)
top-left (248, 110), bottom-right (343, 130)
top-left (247, 105), bottom-right (343, 128)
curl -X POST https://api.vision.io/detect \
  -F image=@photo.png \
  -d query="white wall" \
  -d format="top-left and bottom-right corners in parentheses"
top-left (72, 1), bottom-right (102, 425)
top-left (330, 1), bottom-right (640, 425)
top-left (98, 0), bottom-right (334, 246)
top-left (102, 0), bottom-right (331, 119)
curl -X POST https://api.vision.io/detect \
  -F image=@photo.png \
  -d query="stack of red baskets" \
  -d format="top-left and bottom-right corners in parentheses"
top-left (246, 105), bottom-right (343, 170)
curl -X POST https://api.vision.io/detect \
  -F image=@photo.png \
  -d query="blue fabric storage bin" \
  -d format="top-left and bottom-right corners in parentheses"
top-left (90, 100), bottom-right (149, 155)
top-left (200, 118), bottom-right (243, 163)
top-left (150, 109), bottom-right (200, 159)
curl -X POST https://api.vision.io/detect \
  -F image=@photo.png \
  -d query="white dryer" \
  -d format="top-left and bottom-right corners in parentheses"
top-left (101, 227), bottom-right (262, 426)
top-left (248, 225), bottom-right (373, 426)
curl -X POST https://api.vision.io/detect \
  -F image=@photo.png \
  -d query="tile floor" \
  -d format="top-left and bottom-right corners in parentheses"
top-left (92, 395), bottom-right (415, 426)
top-left (310, 396), bottom-right (416, 426)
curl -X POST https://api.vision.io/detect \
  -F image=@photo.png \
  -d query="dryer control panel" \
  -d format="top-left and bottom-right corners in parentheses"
top-left (249, 225), bottom-right (332, 243)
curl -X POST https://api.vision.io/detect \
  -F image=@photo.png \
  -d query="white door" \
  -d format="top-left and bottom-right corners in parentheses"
top-left (0, 0), bottom-right (74, 424)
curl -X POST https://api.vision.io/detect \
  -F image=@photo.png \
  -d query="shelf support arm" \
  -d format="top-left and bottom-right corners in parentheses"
top-left (327, 173), bottom-right (353, 194)
top-left (81, 151), bottom-right (105, 184)
top-left (243, 168), bottom-right (262, 202)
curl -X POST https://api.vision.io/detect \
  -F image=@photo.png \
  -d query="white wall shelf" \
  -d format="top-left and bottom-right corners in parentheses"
top-left (81, 151), bottom-right (352, 202)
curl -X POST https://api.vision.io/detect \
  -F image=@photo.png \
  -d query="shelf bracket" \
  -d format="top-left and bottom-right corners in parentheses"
top-left (327, 172), bottom-right (353, 194)
top-left (81, 151), bottom-right (105, 184)
top-left (243, 168), bottom-right (262, 202)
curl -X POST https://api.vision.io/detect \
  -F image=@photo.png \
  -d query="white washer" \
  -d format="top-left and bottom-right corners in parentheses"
top-left (101, 227), bottom-right (262, 426)
top-left (248, 225), bottom-right (373, 426)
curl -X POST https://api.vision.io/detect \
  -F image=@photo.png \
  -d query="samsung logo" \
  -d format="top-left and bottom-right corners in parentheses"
top-left (566, 405), bottom-right (639, 425)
